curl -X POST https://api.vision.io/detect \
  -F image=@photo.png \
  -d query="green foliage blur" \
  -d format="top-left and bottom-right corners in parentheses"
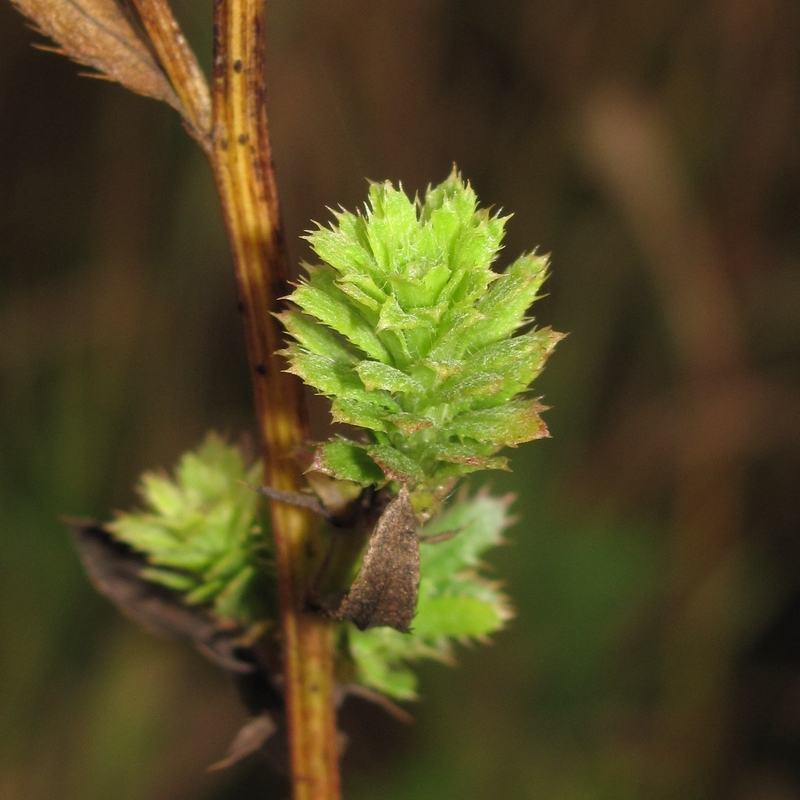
top-left (2, 1), bottom-right (800, 798)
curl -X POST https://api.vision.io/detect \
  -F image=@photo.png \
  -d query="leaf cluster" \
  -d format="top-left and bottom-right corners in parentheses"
top-left (282, 170), bottom-right (563, 500)
top-left (108, 434), bottom-right (272, 625)
top-left (98, 437), bottom-right (512, 700)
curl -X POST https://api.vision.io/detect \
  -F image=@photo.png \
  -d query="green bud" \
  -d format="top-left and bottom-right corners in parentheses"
top-left (283, 169), bottom-right (563, 499)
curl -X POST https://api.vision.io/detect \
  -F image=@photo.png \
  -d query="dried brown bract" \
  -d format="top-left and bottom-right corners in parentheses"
top-left (208, 713), bottom-right (277, 772)
top-left (67, 520), bottom-right (255, 673)
top-left (335, 485), bottom-right (420, 633)
top-left (11, 0), bottom-right (181, 111)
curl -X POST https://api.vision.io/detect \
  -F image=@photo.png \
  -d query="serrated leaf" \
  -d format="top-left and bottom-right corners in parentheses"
top-left (313, 441), bottom-right (385, 485)
top-left (466, 328), bottom-right (562, 382)
top-left (337, 270), bottom-right (388, 306)
top-left (435, 371), bottom-right (504, 404)
top-left (12, 0), bottom-right (183, 111)
top-left (348, 630), bottom-right (422, 700)
top-left (451, 216), bottom-right (507, 287)
top-left (386, 412), bottom-right (433, 436)
top-left (365, 183), bottom-right (419, 271)
top-left (376, 296), bottom-right (434, 335)
top-left (279, 310), bottom-right (359, 366)
top-left (306, 216), bottom-right (376, 276)
top-left (418, 491), bottom-right (512, 588)
top-left (421, 357), bottom-right (465, 380)
top-left (185, 578), bottom-right (227, 605)
top-left (421, 167), bottom-right (476, 222)
top-left (425, 442), bottom-right (509, 470)
top-left (447, 399), bottom-right (550, 447)
top-left (390, 264), bottom-right (452, 309)
top-left (214, 565), bottom-right (260, 619)
top-left (336, 279), bottom-right (382, 312)
top-left (140, 543), bottom-right (216, 573)
top-left (292, 271), bottom-right (389, 362)
top-left (411, 595), bottom-right (503, 639)
top-left (367, 445), bottom-right (425, 484)
top-left (356, 361), bottom-right (424, 394)
top-left (471, 253), bottom-right (549, 347)
top-left (110, 518), bottom-right (179, 553)
top-left (426, 307), bottom-right (486, 361)
top-left (283, 348), bottom-right (365, 399)
top-left (330, 398), bottom-right (388, 432)
top-left (464, 329), bottom-right (563, 410)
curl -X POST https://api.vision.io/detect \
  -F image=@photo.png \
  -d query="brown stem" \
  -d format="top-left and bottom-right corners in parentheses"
top-left (209, 1), bottom-right (340, 798)
top-left (130, 0), bottom-right (212, 143)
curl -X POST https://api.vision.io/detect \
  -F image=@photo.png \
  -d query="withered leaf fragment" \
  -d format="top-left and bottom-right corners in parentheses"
top-left (336, 485), bottom-right (420, 633)
top-left (68, 520), bottom-right (254, 673)
top-left (208, 713), bottom-right (277, 772)
top-left (11, 0), bottom-right (182, 112)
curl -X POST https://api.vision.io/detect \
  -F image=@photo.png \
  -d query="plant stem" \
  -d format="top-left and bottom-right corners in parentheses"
top-left (209, 1), bottom-right (340, 798)
top-left (130, 0), bottom-right (212, 142)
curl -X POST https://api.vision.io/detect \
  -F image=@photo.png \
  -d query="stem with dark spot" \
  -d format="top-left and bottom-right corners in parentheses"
top-left (208, 1), bottom-right (340, 798)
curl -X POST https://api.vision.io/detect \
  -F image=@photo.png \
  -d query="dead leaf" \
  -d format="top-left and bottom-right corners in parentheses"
top-left (335, 485), bottom-right (420, 633)
top-left (208, 713), bottom-right (277, 772)
top-left (11, 0), bottom-right (182, 111)
top-left (67, 520), bottom-right (255, 673)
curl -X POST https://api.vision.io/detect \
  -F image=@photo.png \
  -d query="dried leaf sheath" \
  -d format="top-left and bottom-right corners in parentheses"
top-left (11, 0), bottom-right (182, 111)
top-left (336, 486), bottom-right (420, 632)
top-left (68, 520), bottom-right (255, 673)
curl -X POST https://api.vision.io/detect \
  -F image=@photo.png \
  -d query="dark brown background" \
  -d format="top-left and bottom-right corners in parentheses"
top-left (2, 1), bottom-right (800, 798)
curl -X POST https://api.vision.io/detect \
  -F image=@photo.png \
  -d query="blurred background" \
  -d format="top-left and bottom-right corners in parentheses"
top-left (2, 0), bottom-right (800, 797)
